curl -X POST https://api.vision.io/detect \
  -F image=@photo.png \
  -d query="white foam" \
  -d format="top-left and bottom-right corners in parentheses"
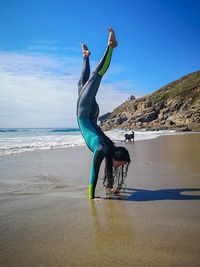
top-left (0, 134), bottom-right (85, 155)
top-left (0, 128), bottom-right (177, 156)
top-left (105, 129), bottom-right (176, 142)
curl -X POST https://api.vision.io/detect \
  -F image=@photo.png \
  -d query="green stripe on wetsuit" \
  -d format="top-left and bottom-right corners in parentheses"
top-left (98, 46), bottom-right (113, 76)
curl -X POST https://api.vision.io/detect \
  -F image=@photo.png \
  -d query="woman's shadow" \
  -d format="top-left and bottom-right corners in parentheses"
top-left (108, 188), bottom-right (200, 201)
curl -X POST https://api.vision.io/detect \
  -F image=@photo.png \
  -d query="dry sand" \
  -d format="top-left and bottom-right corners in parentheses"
top-left (0, 133), bottom-right (200, 267)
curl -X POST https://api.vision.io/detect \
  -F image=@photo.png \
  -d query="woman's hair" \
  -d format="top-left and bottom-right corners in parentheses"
top-left (113, 146), bottom-right (130, 162)
top-left (103, 146), bottom-right (131, 190)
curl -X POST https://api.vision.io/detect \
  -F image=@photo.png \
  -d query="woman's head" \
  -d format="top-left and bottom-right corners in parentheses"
top-left (103, 146), bottom-right (131, 190)
top-left (112, 146), bottom-right (130, 167)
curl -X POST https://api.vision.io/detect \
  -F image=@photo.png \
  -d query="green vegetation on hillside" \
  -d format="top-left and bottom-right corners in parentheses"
top-left (149, 70), bottom-right (200, 103)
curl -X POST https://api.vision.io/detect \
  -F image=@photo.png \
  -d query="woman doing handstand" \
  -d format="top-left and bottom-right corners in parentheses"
top-left (77, 27), bottom-right (130, 200)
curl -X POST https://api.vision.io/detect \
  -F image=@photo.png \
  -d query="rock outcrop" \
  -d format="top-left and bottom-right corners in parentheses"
top-left (99, 70), bottom-right (200, 131)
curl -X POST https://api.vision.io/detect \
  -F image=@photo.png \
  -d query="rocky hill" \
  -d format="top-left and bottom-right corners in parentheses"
top-left (99, 70), bottom-right (200, 131)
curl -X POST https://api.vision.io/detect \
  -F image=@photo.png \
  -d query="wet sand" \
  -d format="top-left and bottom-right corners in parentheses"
top-left (0, 134), bottom-right (200, 267)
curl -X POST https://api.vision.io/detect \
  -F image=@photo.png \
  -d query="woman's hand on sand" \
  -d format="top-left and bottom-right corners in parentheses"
top-left (92, 196), bottom-right (104, 202)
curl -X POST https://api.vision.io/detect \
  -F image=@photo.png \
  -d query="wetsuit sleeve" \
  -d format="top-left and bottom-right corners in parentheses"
top-left (88, 147), bottom-right (109, 199)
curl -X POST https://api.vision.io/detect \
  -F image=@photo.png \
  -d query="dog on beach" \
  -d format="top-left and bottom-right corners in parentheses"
top-left (124, 131), bottom-right (135, 142)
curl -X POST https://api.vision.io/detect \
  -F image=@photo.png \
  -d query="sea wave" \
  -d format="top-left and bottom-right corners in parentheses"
top-left (0, 128), bottom-right (177, 156)
top-left (0, 129), bottom-right (19, 133)
top-left (0, 134), bottom-right (85, 155)
top-left (51, 128), bottom-right (80, 133)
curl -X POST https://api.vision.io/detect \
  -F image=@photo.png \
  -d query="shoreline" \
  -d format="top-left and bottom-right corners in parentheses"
top-left (0, 130), bottom-right (199, 157)
top-left (0, 134), bottom-right (200, 266)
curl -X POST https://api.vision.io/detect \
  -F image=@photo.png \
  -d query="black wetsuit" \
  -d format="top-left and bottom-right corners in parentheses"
top-left (77, 46), bottom-right (115, 199)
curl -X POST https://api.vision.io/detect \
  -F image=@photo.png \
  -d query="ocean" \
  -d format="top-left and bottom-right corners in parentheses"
top-left (0, 128), bottom-right (177, 156)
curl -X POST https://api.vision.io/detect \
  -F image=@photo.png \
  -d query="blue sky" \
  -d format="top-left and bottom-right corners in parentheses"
top-left (0, 0), bottom-right (200, 127)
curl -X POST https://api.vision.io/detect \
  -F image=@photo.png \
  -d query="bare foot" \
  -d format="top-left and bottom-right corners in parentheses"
top-left (107, 27), bottom-right (118, 48)
top-left (81, 43), bottom-right (91, 57)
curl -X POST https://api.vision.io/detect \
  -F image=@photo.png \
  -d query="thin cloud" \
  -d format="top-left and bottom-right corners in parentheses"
top-left (26, 40), bottom-right (80, 53)
top-left (0, 51), bottom-right (135, 128)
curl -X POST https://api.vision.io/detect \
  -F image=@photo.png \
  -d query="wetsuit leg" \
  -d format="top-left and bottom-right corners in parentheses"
top-left (77, 45), bottom-right (114, 151)
top-left (78, 56), bottom-right (90, 95)
top-left (95, 45), bottom-right (113, 75)
top-left (77, 46), bottom-right (113, 119)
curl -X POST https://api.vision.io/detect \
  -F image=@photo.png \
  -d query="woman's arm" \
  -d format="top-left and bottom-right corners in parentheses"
top-left (88, 147), bottom-right (107, 199)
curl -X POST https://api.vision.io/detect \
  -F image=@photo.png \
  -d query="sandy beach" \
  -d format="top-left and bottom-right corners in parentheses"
top-left (0, 133), bottom-right (200, 267)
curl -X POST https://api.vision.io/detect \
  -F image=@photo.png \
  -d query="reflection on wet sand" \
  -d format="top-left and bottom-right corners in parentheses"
top-left (89, 199), bottom-right (136, 264)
